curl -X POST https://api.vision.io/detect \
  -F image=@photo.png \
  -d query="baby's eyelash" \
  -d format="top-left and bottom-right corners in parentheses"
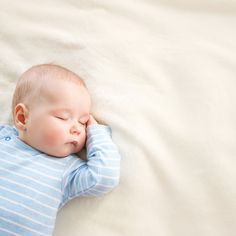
top-left (56, 116), bottom-right (68, 120)
top-left (79, 121), bottom-right (86, 126)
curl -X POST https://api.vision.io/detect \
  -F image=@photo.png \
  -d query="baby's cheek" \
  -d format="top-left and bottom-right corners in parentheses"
top-left (42, 128), bottom-right (65, 146)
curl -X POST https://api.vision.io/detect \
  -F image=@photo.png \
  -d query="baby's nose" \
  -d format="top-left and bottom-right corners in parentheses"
top-left (70, 124), bottom-right (81, 135)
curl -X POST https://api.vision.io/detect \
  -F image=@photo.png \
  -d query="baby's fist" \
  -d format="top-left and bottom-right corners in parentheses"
top-left (87, 115), bottom-right (98, 126)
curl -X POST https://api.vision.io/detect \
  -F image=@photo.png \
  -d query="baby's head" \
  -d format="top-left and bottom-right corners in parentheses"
top-left (12, 64), bottom-right (91, 157)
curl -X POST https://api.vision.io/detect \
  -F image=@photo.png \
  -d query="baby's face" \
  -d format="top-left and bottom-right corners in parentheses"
top-left (23, 79), bottom-right (91, 157)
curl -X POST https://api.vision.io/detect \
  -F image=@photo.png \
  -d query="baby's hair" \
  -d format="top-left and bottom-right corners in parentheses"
top-left (12, 64), bottom-right (86, 118)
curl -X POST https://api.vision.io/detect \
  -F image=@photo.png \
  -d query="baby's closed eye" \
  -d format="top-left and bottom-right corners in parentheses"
top-left (54, 113), bottom-right (70, 121)
top-left (55, 116), bottom-right (69, 121)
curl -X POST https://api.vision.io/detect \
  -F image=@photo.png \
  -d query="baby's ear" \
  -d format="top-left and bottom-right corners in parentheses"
top-left (14, 103), bottom-right (29, 131)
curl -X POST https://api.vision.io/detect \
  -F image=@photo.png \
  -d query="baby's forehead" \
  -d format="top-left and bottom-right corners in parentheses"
top-left (39, 78), bottom-right (90, 106)
top-left (36, 68), bottom-right (85, 95)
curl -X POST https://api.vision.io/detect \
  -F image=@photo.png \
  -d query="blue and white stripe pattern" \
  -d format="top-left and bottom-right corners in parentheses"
top-left (0, 124), bottom-right (121, 236)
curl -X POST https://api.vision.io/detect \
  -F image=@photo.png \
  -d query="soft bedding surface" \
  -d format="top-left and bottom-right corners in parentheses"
top-left (1, 0), bottom-right (236, 236)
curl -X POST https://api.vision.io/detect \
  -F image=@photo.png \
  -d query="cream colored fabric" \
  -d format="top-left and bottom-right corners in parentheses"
top-left (1, 1), bottom-right (236, 235)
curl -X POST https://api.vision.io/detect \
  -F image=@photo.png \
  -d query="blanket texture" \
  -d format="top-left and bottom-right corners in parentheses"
top-left (0, 0), bottom-right (236, 235)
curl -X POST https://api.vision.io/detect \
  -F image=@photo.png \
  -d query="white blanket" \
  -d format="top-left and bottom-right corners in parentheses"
top-left (1, 0), bottom-right (236, 235)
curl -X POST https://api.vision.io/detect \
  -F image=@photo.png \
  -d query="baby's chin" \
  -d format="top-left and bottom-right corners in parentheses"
top-left (46, 146), bottom-right (83, 158)
top-left (33, 140), bottom-right (86, 157)
top-left (56, 149), bottom-right (82, 158)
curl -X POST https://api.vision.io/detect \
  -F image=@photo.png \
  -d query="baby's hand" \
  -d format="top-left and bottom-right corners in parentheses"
top-left (87, 115), bottom-right (98, 126)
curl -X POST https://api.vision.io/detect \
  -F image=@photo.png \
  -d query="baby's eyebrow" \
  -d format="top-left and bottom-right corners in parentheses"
top-left (53, 108), bottom-right (71, 113)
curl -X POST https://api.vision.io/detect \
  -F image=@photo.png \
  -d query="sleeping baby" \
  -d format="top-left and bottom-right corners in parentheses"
top-left (0, 64), bottom-right (121, 235)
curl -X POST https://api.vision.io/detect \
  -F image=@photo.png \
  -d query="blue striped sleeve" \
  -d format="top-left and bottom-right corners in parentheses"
top-left (61, 124), bottom-right (121, 205)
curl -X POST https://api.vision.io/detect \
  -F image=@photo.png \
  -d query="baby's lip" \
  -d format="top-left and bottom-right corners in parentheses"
top-left (69, 141), bottom-right (78, 146)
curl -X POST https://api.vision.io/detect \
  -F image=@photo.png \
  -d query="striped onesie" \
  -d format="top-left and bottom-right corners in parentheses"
top-left (0, 124), bottom-right (121, 236)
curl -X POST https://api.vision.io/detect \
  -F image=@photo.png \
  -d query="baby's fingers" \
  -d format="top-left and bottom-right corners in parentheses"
top-left (87, 115), bottom-right (98, 126)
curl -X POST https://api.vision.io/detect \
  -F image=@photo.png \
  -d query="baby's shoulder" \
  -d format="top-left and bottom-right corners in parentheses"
top-left (0, 124), bottom-right (18, 138)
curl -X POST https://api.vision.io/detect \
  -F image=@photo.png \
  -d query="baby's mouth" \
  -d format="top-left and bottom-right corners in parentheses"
top-left (70, 141), bottom-right (78, 146)
top-left (68, 141), bottom-right (78, 146)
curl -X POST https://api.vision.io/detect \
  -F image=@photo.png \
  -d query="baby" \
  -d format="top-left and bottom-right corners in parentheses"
top-left (0, 64), bottom-right (121, 236)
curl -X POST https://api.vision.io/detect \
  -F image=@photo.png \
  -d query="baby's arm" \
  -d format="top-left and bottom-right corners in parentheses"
top-left (61, 115), bottom-right (121, 204)
top-left (84, 117), bottom-right (121, 196)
